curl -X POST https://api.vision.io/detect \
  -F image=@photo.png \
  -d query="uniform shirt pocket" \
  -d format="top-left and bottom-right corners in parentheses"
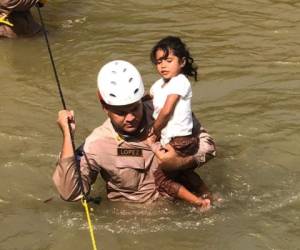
top-left (108, 157), bottom-right (145, 191)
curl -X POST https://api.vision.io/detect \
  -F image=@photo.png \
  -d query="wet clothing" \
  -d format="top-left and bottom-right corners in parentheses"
top-left (154, 168), bottom-right (204, 197)
top-left (169, 133), bottom-right (199, 156)
top-left (0, 0), bottom-right (41, 38)
top-left (150, 74), bottom-right (193, 146)
top-left (52, 101), bottom-right (216, 203)
top-left (150, 73), bottom-right (213, 199)
top-left (152, 125), bottom-right (216, 198)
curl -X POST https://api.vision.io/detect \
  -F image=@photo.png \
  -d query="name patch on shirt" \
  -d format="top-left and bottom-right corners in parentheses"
top-left (117, 148), bottom-right (143, 157)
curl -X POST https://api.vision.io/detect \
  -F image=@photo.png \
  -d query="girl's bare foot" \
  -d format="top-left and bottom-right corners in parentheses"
top-left (195, 197), bottom-right (211, 212)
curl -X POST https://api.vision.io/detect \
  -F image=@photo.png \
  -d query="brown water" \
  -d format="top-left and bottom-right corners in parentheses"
top-left (0, 0), bottom-right (300, 249)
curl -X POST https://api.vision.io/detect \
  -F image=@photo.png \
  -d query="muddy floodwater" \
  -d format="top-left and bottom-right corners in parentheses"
top-left (0, 0), bottom-right (299, 249)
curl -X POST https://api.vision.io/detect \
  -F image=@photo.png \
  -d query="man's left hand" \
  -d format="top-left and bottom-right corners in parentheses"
top-left (154, 144), bottom-right (196, 171)
top-left (155, 144), bottom-right (176, 162)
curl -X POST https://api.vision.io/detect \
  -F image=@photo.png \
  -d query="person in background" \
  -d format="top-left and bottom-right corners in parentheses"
top-left (53, 60), bottom-right (216, 206)
top-left (0, 0), bottom-right (46, 38)
top-left (147, 36), bottom-right (215, 208)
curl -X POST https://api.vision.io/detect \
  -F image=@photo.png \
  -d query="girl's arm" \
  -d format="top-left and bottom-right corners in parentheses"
top-left (177, 186), bottom-right (211, 210)
top-left (153, 94), bottom-right (180, 136)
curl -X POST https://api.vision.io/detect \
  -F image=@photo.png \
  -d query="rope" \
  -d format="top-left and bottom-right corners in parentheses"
top-left (36, 5), bottom-right (98, 250)
top-left (0, 14), bottom-right (14, 27)
top-left (82, 199), bottom-right (98, 250)
top-left (36, 5), bottom-right (66, 110)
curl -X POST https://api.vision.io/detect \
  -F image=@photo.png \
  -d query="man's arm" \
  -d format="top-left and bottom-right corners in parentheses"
top-left (153, 144), bottom-right (198, 171)
top-left (150, 120), bottom-right (216, 171)
top-left (52, 110), bottom-right (97, 201)
top-left (56, 110), bottom-right (76, 159)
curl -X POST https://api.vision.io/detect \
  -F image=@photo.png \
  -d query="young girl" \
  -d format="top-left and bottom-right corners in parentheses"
top-left (148, 36), bottom-right (211, 210)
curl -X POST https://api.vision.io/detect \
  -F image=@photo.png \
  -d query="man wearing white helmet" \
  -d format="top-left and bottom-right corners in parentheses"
top-left (53, 60), bottom-right (216, 203)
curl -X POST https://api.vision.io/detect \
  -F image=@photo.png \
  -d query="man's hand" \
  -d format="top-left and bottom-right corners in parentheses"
top-left (57, 110), bottom-right (76, 159)
top-left (57, 110), bottom-right (75, 137)
top-left (154, 144), bottom-right (176, 162)
top-left (154, 144), bottom-right (197, 171)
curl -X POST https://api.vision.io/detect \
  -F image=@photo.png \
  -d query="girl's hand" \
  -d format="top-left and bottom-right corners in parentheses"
top-left (57, 110), bottom-right (75, 136)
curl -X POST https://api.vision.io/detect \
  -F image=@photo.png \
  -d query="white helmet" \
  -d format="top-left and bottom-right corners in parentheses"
top-left (97, 60), bottom-right (145, 106)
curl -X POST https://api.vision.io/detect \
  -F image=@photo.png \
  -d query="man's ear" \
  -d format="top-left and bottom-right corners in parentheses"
top-left (96, 90), bottom-right (102, 103)
top-left (102, 106), bottom-right (109, 115)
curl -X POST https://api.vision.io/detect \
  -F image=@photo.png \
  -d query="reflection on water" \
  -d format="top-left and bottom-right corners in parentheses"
top-left (0, 0), bottom-right (300, 249)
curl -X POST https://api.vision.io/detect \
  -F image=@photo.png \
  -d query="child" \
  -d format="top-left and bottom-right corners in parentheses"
top-left (148, 36), bottom-right (211, 210)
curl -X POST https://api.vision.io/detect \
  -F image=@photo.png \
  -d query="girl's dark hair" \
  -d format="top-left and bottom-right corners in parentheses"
top-left (150, 36), bottom-right (198, 81)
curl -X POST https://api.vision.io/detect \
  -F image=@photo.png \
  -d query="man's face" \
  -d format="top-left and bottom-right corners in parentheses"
top-left (104, 101), bottom-right (144, 134)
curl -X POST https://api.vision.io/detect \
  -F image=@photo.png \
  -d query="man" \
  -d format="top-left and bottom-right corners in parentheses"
top-left (0, 0), bottom-right (46, 38)
top-left (53, 60), bottom-right (216, 203)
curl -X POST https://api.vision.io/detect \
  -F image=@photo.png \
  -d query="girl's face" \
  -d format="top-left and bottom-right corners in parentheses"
top-left (155, 49), bottom-right (185, 80)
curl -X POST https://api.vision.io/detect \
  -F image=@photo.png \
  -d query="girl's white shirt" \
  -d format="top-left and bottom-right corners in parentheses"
top-left (150, 73), bottom-right (193, 146)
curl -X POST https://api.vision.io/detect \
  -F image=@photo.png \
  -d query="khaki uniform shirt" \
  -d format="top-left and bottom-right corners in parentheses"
top-left (53, 101), bottom-right (161, 203)
top-left (0, 0), bottom-right (41, 38)
top-left (52, 101), bottom-right (216, 203)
